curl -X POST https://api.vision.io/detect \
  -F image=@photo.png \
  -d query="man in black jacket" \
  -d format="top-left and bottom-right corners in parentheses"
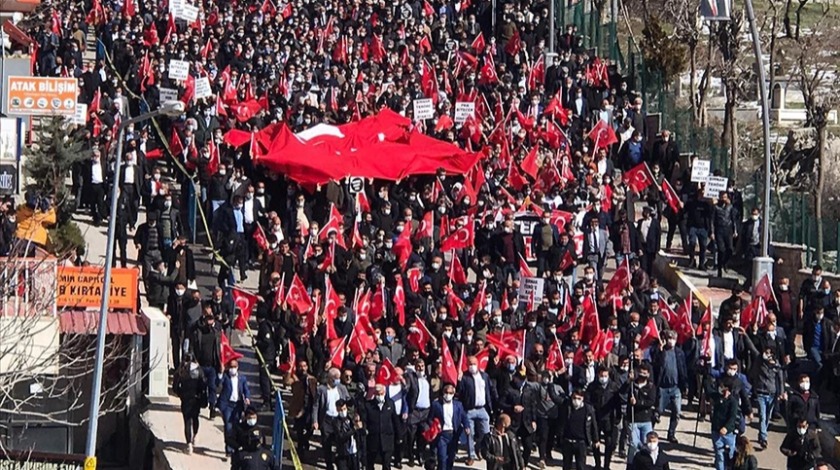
top-left (145, 258), bottom-right (178, 310)
top-left (255, 313), bottom-right (278, 410)
top-left (362, 384), bottom-right (399, 470)
top-left (623, 363), bottom-right (657, 465)
top-left (636, 207), bottom-right (661, 274)
top-left (457, 355), bottom-right (496, 465)
top-left (191, 314), bottom-right (222, 418)
top-left (781, 419), bottom-right (822, 470)
top-left (586, 367), bottom-right (621, 470)
top-left (712, 192), bottom-right (739, 278)
top-left (632, 431), bottom-right (671, 470)
top-left (685, 189), bottom-right (713, 270)
top-left (559, 388), bottom-right (598, 470)
top-left (654, 331), bottom-right (687, 443)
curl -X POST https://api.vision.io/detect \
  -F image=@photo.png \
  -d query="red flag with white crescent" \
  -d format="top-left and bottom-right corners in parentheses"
top-left (440, 339), bottom-right (458, 385)
top-left (376, 357), bottom-right (400, 385)
top-left (232, 287), bottom-right (259, 330)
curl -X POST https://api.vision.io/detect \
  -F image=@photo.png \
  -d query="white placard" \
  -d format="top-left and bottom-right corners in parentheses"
top-left (518, 277), bottom-right (545, 304)
top-left (703, 176), bottom-right (729, 199)
top-left (70, 103), bottom-right (87, 125)
top-left (168, 60), bottom-right (190, 81)
top-left (194, 77), bottom-right (212, 100)
top-left (178, 4), bottom-right (199, 22)
top-left (160, 87), bottom-right (179, 104)
top-left (169, 0), bottom-right (183, 12)
top-left (691, 159), bottom-right (711, 183)
top-left (454, 101), bottom-right (475, 125)
top-left (413, 98), bottom-right (434, 120)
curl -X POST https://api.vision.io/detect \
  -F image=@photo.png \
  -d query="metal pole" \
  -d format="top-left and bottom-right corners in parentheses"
top-left (84, 109), bottom-right (164, 469)
top-left (549, 0), bottom-right (556, 53)
top-left (745, 0), bottom-right (775, 285)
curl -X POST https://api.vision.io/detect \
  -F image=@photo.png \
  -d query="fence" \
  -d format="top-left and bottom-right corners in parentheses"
top-left (765, 191), bottom-right (840, 272)
top-left (553, 0), bottom-right (624, 67)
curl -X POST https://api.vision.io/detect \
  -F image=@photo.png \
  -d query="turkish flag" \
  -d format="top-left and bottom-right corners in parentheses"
top-left (752, 273), bottom-right (778, 305)
top-left (479, 56), bottom-right (499, 85)
top-left (696, 303), bottom-right (713, 335)
top-left (418, 35), bottom-right (433, 55)
top-left (220, 331), bottom-right (244, 366)
top-left (414, 210), bottom-right (435, 241)
top-left (352, 219), bottom-right (364, 249)
top-left (215, 95), bottom-right (228, 118)
top-left (507, 161), bottom-right (529, 191)
top-left (659, 298), bottom-right (679, 327)
top-left (376, 358), bottom-right (400, 385)
top-left (280, 2), bottom-right (293, 18)
top-left (324, 276), bottom-right (342, 340)
top-left (587, 119), bottom-right (618, 149)
top-left (505, 30), bottom-right (522, 56)
top-left (435, 115), bottom-right (454, 133)
top-left (471, 32), bottom-right (486, 54)
top-left (232, 287), bottom-right (259, 330)
top-left (521, 145), bottom-right (540, 179)
top-left (623, 162), bottom-right (655, 193)
top-left (348, 321), bottom-right (377, 362)
top-left (253, 224), bottom-right (269, 252)
top-left (369, 282), bottom-right (386, 322)
top-left (527, 55), bottom-right (545, 91)
top-left (440, 220), bottom-right (474, 252)
top-left (273, 275), bottom-right (286, 309)
top-left (604, 258), bottom-right (631, 299)
top-left (421, 60), bottom-right (439, 102)
top-left (329, 337), bottom-right (346, 369)
top-left (578, 294), bottom-right (600, 343)
top-left (591, 329), bottom-right (615, 361)
top-left (169, 130), bottom-right (184, 159)
top-left (467, 283), bottom-right (486, 322)
top-left (558, 250), bottom-right (575, 272)
top-left (440, 339), bottom-right (458, 385)
top-left (519, 254), bottom-right (534, 278)
top-left (279, 340), bottom-right (296, 374)
top-left (544, 95), bottom-right (570, 125)
top-left (486, 330), bottom-right (526, 360)
top-left (474, 347), bottom-right (491, 371)
top-left (545, 339), bottom-right (564, 371)
top-left (407, 317), bottom-right (433, 354)
top-left (422, 418), bottom-right (441, 443)
top-left (662, 178), bottom-right (683, 214)
top-left (407, 267), bottom-right (422, 293)
top-left (371, 34), bottom-right (386, 63)
top-left (319, 204), bottom-right (344, 242)
top-left (447, 288), bottom-right (466, 317)
top-left (449, 253), bottom-right (468, 285)
top-left (673, 291), bottom-right (694, 344)
top-left (356, 289), bottom-right (372, 319)
top-left (286, 274), bottom-right (313, 314)
top-left (638, 318), bottom-right (662, 350)
top-left (515, 107), bottom-right (535, 130)
top-left (394, 276), bottom-right (406, 327)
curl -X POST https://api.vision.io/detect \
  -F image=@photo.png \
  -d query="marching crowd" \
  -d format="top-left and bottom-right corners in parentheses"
top-left (18, 0), bottom-right (840, 467)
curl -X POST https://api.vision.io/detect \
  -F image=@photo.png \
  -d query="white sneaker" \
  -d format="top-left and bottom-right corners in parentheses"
top-left (186, 443), bottom-right (193, 454)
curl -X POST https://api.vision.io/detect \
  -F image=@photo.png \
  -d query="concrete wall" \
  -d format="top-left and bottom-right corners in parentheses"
top-left (771, 242), bottom-right (840, 286)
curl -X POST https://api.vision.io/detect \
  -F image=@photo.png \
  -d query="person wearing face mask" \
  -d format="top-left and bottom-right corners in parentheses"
top-left (786, 374), bottom-right (821, 433)
top-left (798, 265), bottom-right (824, 320)
top-left (750, 346), bottom-right (786, 449)
top-left (457, 355), bottom-right (496, 465)
top-left (377, 327), bottom-right (404, 365)
top-left (333, 399), bottom-right (362, 470)
top-left (227, 406), bottom-right (261, 455)
top-left (709, 378), bottom-right (739, 470)
top-left (429, 383), bottom-right (470, 470)
top-left (585, 367), bottom-right (620, 470)
top-left (173, 355), bottom-right (207, 454)
top-left (622, 363), bottom-right (657, 466)
top-left (313, 368), bottom-right (352, 470)
top-left (558, 389), bottom-right (598, 470)
top-left (803, 305), bottom-right (834, 385)
top-left (404, 359), bottom-right (432, 466)
top-left (652, 331), bottom-right (687, 443)
top-left (218, 359), bottom-right (251, 460)
top-left (491, 220), bottom-right (526, 278)
top-left (287, 359), bottom-right (317, 454)
top-left (357, 375), bottom-right (399, 470)
top-left (483, 413), bottom-right (525, 470)
top-left (583, 217), bottom-right (608, 284)
top-left (531, 212), bottom-right (560, 277)
top-left (632, 431), bottom-right (671, 470)
top-left (255, 310), bottom-right (278, 411)
top-left (780, 419), bottom-right (822, 470)
top-left (501, 370), bottom-right (541, 466)
top-left (165, 282), bottom-right (199, 370)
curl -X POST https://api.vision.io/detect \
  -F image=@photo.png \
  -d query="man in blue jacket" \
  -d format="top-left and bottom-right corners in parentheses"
top-left (430, 383), bottom-right (470, 470)
top-left (218, 358), bottom-right (251, 459)
top-left (457, 356), bottom-right (497, 465)
top-left (653, 331), bottom-right (687, 443)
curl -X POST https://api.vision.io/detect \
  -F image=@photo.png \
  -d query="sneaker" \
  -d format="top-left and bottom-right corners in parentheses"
top-left (186, 443), bottom-right (193, 454)
top-left (668, 435), bottom-right (679, 444)
top-left (209, 409), bottom-right (217, 419)
top-left (466, 459), bottom-right (475, 466)
top-left (539, 460), bottom-right (546, 469)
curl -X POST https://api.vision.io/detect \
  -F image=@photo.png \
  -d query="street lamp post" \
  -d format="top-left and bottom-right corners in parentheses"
top-left (744, 0), bottom-right (775, 286)
top-left (84, 101), bottom-right (185, 469)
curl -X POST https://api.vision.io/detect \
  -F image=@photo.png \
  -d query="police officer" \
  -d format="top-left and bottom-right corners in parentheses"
top-left (586, 366), bottom-right (621, 470)
top-left (232, 427), bottom-right (278, 470)
top-left (227, 407), bottom-right (260, 454)
top-left (255, 311), bottom-right (278, 410)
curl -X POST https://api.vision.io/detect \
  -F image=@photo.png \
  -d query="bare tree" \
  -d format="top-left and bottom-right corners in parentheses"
top-left (0, 250), bottom-right (145, 458)
top-left (785, 6), bottom-right (840, 264)
top-left (715, 9), bottom-right (749, 179)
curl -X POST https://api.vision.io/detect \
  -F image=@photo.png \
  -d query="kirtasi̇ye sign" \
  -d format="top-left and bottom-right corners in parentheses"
top-left (57, 266), bottom-right (139, 312)
top-left (6, 76), bottom-right (78, 116)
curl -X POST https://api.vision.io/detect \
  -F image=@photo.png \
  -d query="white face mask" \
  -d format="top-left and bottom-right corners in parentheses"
top-left (572, 399), bottom-right (583, 409)
top-left (779, 285), bottom-right (789, 291)
top-left (468, 365), bottom-right (478, 375)
top-left (585, 274), bottom-right (595, 281)
top-left (726, 369), bottom-right (737, 377)
top-left (339, 410), bottom-right (348, 418)
top-left (800, 382), bottom-right (810, 391)
top-left (247, 418), bottom-right (257, 426)
top-left (797, 427), bottom-right (807, 436)
top-left (376, 395), bottom-right (385, 403)
top-left (443, 394), bottom-right (454, 403)
top-left (432, 262), bottom-right (441, 270)
top-left (229, 368), bottom-right (238, 376)
top-left (648, 441), bottom-right (659, 451)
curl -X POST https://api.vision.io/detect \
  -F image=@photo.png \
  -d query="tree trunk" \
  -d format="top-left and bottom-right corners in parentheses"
top-left (689, 44), bottom-right (697, 121)
top-left (815, 125), bottom-right (826, 264)
top-left (722, 81), bottom-right (738, 178)
top-left (768, 16), bottom-right (777, 102)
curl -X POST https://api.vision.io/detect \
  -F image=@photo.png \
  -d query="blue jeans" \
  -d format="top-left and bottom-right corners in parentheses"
top-left (628, 421), bottom-right (653, 464)
top-left (757, 394), bottom-right (776, 442)
top-left (657, 387), bottom-right (682, 437)
top-left (712, 432), bottom-right (736, 470)
top-left (615, 252), bottom-right (636, 266)
top-left (466, 408), bottom-right (490, 459)
top-left (809, 347), bottom-right (823, 369)
top-left (220, 401), bottom-right (244, 455)
top-left (202, 366), bottom-right (219, 409)
top-left (437, 430), bottom-right (458, 470)
top-left (688, 227), bottom-right (709, 265)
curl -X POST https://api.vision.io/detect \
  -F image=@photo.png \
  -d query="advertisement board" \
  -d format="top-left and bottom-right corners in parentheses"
top-left (6, 77), bottom-right (77, 116)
